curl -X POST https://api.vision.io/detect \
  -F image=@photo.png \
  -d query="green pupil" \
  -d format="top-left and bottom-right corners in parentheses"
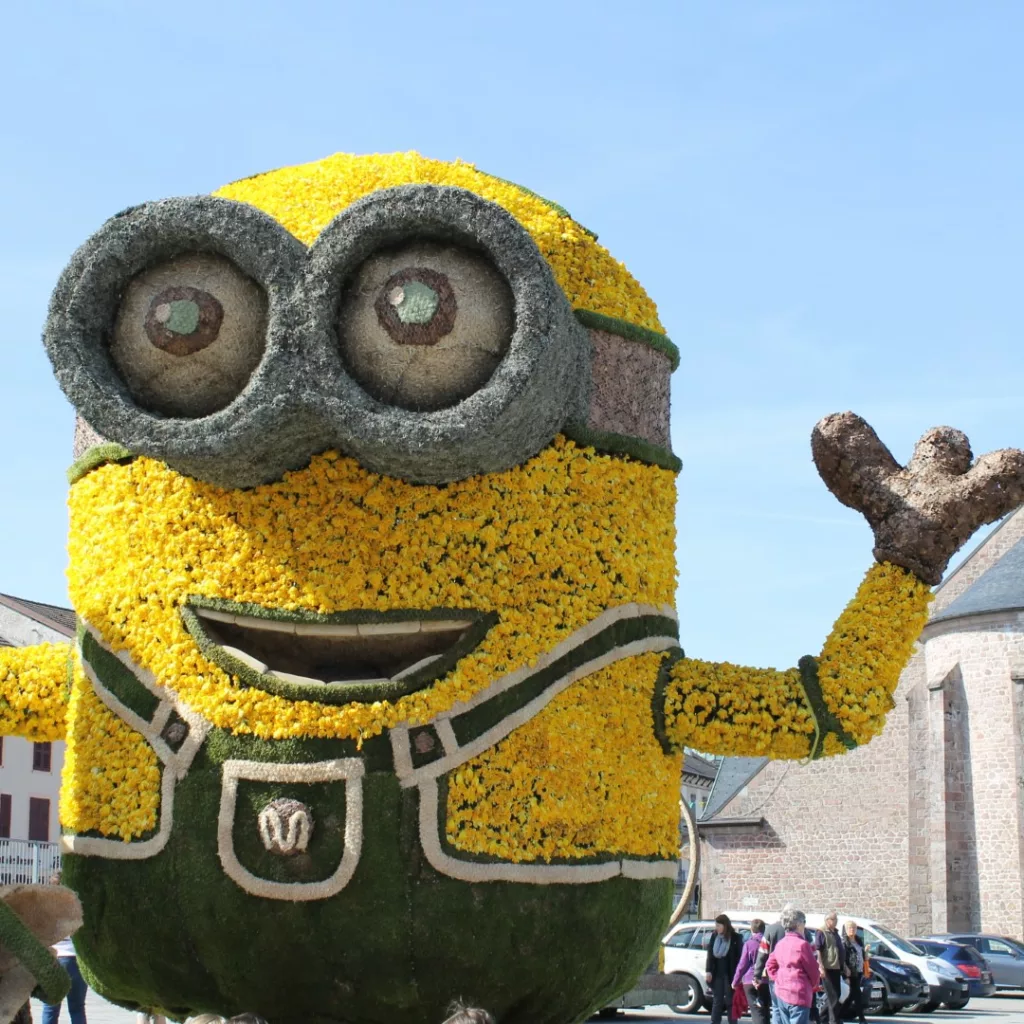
top-left (394, 281), bottom-right (439, 325)
top-left (165, 300), bottom-right (201, 335)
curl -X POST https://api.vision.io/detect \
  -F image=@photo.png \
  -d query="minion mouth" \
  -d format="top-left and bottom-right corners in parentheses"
top-left (181, 600), bottom-right (497, 705)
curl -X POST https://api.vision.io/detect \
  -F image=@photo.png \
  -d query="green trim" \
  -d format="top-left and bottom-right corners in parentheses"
top-left (562, 423), bottom-right (682, 473)
top-left (797, 656), bottom-right (859, 758)
top-left (476, 169), bottom-right (599, 239)
top-left (0, 899), bottom-right (72, 1005)
top-left (573, 309), bottom-right (680, 371)
top-left (181, 601), bottom-right (498, 707)
top-left (79, 627), bottom-right (160, 723)
top-left (67, 444), bottom-right (136, 486)
top-left (651, 647), bottom-right (686, 755)
top-left (450, 613), bottom-right (678, 747)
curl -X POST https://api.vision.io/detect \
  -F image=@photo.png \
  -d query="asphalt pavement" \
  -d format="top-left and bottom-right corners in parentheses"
top-left (27, 992), bottom-right (1024, 1023)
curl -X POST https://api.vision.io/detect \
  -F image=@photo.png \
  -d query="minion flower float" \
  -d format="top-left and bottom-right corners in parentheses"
top-left (0, 153), bottom-right (1021, 1024)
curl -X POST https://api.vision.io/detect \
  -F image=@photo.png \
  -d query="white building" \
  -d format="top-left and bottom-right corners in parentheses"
top-left (0, 593), bottom-right (73, 880)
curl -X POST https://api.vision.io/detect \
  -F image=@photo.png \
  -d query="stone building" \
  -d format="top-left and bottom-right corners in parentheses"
top-left (697, 507), bottom-right (1024, 938)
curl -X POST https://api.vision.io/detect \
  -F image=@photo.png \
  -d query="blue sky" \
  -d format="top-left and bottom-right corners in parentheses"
top-left (2, 2), bottom-right (1022, 669)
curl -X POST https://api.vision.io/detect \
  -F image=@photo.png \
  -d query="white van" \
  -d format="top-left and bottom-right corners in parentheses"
top-left (720, 910), bottom-right (970, 1011)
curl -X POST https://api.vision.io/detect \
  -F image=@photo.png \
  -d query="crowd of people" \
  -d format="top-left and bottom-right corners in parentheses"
top-left (706, 907), bottom-right (867, 1024)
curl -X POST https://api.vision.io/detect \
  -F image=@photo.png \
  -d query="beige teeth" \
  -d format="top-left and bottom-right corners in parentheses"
top-left (293, 622), bottom-right (359, 637)
top-left (219, 646), bottom-right (267, 673)
top-left (266, 670), bottom-right (329, 687)
top-left (393, 654), bottom-right (443, 680)
top-left (357, 621), bottom-right (420, 636)
top-left (420, 619), bottom-right (471, 632)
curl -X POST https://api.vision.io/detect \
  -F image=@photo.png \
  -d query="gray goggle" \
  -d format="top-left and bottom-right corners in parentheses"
top-left (46, 184), bottom-right (591, 489)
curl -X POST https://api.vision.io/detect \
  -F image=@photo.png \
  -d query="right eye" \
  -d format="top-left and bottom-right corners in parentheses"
top-left (110, 253), bottom-right (267, 417)
top-left (337, 241), bottom-right (513, 411)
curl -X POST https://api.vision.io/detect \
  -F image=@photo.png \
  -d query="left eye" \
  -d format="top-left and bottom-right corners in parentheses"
top-left (109, 252), bottom-right (267, 417)
top-left (337, 241), bottom-right (513, 411)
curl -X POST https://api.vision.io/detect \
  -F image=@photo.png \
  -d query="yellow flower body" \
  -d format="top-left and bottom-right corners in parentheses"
top-left (66, 441), bottom-right (679, 845)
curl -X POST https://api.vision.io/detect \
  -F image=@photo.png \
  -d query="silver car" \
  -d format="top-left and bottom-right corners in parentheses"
top-left (928, 934), bottom-right (1024, 991)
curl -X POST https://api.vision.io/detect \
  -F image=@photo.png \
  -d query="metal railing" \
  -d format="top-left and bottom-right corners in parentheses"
top-left (0, 838), bottom-right (61, 884)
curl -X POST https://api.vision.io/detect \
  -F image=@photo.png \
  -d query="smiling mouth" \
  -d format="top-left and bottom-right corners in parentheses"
top-left (182, 601), bottom-right (496, 705)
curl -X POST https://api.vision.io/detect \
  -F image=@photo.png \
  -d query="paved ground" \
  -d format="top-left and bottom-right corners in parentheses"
top-left (27, 993), bottom-right (1024, 1023)
top-left (616, 997), bottom-right (1024, 1024)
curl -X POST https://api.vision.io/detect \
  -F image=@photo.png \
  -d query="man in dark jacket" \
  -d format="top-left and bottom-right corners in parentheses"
top-left (814, 912), bottom-right (848, 1024)
top-left (752, 903), bottom-right (796, 1024)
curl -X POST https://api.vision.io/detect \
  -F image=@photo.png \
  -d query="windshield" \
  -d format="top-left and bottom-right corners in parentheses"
top-left (873, 925), bottom-right (924, 956)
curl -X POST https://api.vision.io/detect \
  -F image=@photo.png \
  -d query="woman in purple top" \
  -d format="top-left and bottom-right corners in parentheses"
top-left (734, 920), bottom-right (770, 1024)
top-left (766, 909), bottom-right (821, 1024)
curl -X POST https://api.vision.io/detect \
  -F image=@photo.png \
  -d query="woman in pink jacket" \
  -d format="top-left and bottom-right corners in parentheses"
top-left (766, 909), bottom-right (821, 1024)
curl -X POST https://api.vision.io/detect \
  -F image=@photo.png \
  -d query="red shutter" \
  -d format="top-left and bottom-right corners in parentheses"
top-left (28, 798), bottom-right (50, 842)
top-left (0, 794), bottom-right (10, 839)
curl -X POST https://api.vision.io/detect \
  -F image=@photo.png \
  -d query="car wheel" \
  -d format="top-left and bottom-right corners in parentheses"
top-left (905, 1000), bottom-right (938, 1013)
top-left (942, 1000), bottom-right (969, 1011)
top-left (878, 982), bottom-right (899, 1015)
top-left (669, 974), bottom-right (704, 1015)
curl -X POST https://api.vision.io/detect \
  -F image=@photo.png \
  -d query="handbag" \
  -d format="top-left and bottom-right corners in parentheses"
top-left (732, 984), bottom-right (749, 1019)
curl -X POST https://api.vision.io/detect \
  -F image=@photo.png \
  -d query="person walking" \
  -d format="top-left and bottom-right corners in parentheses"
top-left (765, 908), bottom-right (820, 1024)
top-left (813, 913), bottom-right (847, 1024)
top-left (754, 902), bottom-right (797, 1024)
top-left (841, 921), bottom-right (866, 1024)
top-left (734, 920), bottom-right (771, 1024)
top-left (706, 914), bottom-right (743, 1024)
top-left (41, 875), bottom-right (86, 1024)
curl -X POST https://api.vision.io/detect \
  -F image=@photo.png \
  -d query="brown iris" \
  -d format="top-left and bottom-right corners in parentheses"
top-left (374, 268), bottom-right (457, 346)
top-left (144, 286), bottom-right (224, 356)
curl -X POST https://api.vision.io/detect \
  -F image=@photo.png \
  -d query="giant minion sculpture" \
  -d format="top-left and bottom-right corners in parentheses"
top-left (1, 153), bottom-right (1022, 1024)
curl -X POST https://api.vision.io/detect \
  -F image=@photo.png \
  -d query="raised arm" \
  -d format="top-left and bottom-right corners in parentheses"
top-left (661, 413), bottom-right (1024, 760)
top-left (0, 643), bottom-right (72, 741)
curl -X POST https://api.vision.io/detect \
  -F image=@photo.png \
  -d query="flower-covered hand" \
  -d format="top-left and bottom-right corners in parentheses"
top-left (812, 412), bottom-right (1024, 585)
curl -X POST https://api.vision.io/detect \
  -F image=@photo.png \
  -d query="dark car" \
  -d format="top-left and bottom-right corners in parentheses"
top-left (810, 973), bottom-right (885, 1021)
top-left (926, 933), bottom-right (1024, 991)
top-left (912, 939), bottom-right (995, 1003)
top-left (803, 928), bottom-right (885, 1020)
top-left (869, 956), bottom-right (931, 1015)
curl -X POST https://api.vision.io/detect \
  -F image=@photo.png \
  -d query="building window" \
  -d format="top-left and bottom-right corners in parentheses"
top-left (32, 742), bottom-right (52, 773)
top-left (28, 798), bottom-right (50, 843)
top-left (700, 796), bottom-right (708, 811)
top-left (0, 794), bottom-right (10, 838)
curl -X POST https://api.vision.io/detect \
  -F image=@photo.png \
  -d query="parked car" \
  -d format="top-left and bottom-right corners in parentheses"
top-left (869, 956), bottom-right (933, 1014)
top-left (662, 918), bottom-right (752, 1013)
top-left (926, 934), bottom-right (1024, 991)
top-left (912, 939), bottom-right (995, 1003)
